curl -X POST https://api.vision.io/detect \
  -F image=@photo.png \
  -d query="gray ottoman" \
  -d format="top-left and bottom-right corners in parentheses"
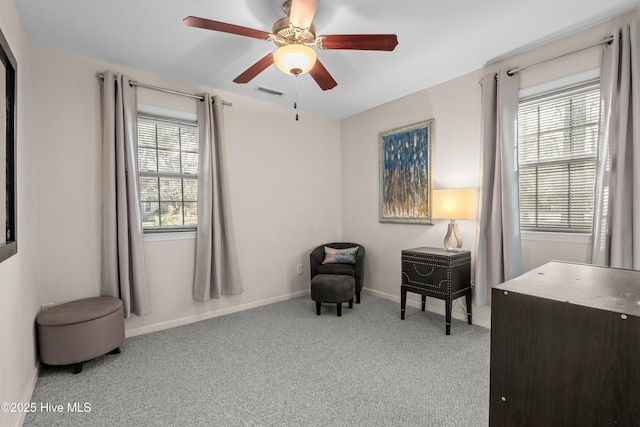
top-left (36, 296), bottom-right (125, 374)
top-left (310, 274), bottom-right (355, 316)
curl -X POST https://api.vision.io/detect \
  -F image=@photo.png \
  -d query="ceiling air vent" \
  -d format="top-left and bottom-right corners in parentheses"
top-left (257, 86), bottom-right (285, 96)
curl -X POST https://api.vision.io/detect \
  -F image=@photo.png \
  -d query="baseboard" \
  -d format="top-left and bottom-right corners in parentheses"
top-left (363, 287), bottom-right (491, 329)
top-left (125, 287), bottom-right (490, 338)
top-left (11, 363), bottom-right (40, 427)
top-left (125, 290), bottom-right (310, 338)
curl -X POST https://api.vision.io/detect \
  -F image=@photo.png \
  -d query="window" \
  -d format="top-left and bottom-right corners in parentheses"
top-left (137, 113), bottom-right (198, 231)
top-left (517, 80), bottom-right (600, 233)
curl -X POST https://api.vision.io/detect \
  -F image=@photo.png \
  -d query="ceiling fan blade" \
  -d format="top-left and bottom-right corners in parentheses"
top-left (183, 16), bottom-right (271, 40)
top-left (289, 0), bottom-right (319, 30)
top-left (317, 34), bottom-right (398, 51)
top-left (233, 53), bottom-right (275, 84)
top-left (309, 59), bottom-right (337, 91)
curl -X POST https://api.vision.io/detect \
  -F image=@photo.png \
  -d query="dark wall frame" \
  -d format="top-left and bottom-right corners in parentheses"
top-left (0, 25), bottom-right (17, 264)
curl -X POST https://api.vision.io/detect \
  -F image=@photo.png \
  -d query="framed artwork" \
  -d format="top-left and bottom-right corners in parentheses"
top-left (0, 25), bottom-right (17, 263)
top-left (379, 119), bottom-right (434, 224)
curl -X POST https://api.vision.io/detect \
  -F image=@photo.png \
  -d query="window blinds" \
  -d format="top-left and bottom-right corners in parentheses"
top-left (137, 115), bottom-right (198, 229)
top-left (517, 81), bottom-right (600, 232)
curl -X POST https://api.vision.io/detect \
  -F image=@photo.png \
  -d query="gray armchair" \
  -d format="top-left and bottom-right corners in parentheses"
top-left (310, 243), bottom-right (365, 304)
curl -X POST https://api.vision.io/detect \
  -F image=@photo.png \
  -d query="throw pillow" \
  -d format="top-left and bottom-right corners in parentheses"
top-left (322, 246), bottom-right (359, 264)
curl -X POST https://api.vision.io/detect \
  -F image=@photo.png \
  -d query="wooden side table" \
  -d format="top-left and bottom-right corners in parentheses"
top-left (400, 247), bottom-right (472, 335)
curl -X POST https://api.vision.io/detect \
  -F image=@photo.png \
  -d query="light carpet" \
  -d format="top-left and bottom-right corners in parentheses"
top-left (25, 295), bottom-right (490, 426)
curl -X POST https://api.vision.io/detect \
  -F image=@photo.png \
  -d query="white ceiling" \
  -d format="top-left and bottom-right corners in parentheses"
top-left (15, 0), bottom-right (640, 119)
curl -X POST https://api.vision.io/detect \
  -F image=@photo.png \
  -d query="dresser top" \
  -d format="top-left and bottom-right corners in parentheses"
top-left (495, 261), bottom-right (640, 317)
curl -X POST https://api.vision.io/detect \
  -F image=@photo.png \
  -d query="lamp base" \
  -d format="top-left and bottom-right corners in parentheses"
top-left (443, 220), bottom-right (463, 251)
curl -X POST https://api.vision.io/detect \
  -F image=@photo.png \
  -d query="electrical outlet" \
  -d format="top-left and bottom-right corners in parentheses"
top-left (296, 264), bottom-right (303, 275)
top-left (41, 303), bottom-right (55, 312)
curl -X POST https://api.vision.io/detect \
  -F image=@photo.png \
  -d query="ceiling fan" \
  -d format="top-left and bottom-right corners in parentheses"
top-left (183, 0), bottom-right (398, 91)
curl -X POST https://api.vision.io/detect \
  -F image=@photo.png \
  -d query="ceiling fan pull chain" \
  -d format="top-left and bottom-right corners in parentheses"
top-left (294, 78), bottom-right (299, 121)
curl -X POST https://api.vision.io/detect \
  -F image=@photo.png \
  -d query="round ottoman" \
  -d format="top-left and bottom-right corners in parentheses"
top-left (36, 296), bottom-right (125, 374)
top-left (310, 274), bottom-right (355, 317)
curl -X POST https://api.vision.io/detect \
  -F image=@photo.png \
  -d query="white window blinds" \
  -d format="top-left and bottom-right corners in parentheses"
top-left (137, 114), bottom-right (198, 230)
top-left (517, 81), bottom-right (600, 232)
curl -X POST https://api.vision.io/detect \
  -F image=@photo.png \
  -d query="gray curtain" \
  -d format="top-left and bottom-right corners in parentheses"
top-left (194, 94), bottom-right (243, 301)
top-left (474, 69), bottom-right (522, 306)
top-left (99, 71), bottom-right (151, 318)
top-left (591, 22), bottom-right (640, 269)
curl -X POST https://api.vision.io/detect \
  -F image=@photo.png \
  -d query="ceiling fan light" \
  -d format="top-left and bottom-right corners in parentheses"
top-left (273, 44), bottom-right (317, 76)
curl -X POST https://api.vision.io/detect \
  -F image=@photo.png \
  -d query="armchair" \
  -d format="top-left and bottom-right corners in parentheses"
top-left (310, 242), bottom-right (366, 304)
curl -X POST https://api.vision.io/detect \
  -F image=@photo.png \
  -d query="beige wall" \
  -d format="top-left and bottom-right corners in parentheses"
top-left (30, 46), bottom-right (343, 337)
top-left (341, 8), bottom-right (640, 328)
top-left (342, 69), bottom-right (490, 325)
top-left (0, 2), bottom-right (41, 427)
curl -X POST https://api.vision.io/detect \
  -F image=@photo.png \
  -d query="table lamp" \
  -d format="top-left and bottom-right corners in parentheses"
top-left (432, 189), bottom-right (476, 251)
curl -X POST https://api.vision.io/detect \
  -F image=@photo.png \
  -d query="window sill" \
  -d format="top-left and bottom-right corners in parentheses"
top-left (144, 231), bottom-right (196, 242)
top-left (521, 231), bottom-right (591, 244)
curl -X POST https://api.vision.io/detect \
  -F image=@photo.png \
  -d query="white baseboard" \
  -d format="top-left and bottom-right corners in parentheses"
top-left (12, 363), bottom-right (39, 427)
top-left (125, 290), bottom-right (311, 338)
top-left (125, 287), bottom-right (490, 338)
top-left (363, 287), bottom-right (491, 329)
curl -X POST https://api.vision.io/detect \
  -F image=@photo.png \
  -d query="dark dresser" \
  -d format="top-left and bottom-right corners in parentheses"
top-left (490, 261), bottom-right (640, 426)
top-left (400, 247), bottom-right (472, 335)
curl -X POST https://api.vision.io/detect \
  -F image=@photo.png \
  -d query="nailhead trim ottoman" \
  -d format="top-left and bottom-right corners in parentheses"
top-left (36, 296), bottom-right (125, 374)
top-left (310, 274), bottom-right (355, 316)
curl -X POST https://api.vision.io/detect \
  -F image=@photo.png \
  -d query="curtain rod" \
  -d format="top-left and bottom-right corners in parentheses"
top-left (97, 73), bottom-right (232, 106)
top-left (506, 35), bottom-right (615, 76)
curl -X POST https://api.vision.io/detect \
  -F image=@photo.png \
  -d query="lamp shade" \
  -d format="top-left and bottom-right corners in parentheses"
top-left (432, 189), bottom-right (476, 220)
top-left (273, 44), bottom-right (317, 76)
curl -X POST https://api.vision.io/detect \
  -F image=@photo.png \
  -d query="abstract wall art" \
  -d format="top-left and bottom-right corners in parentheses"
top-left (379, 119), bottom-right (434, 224)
